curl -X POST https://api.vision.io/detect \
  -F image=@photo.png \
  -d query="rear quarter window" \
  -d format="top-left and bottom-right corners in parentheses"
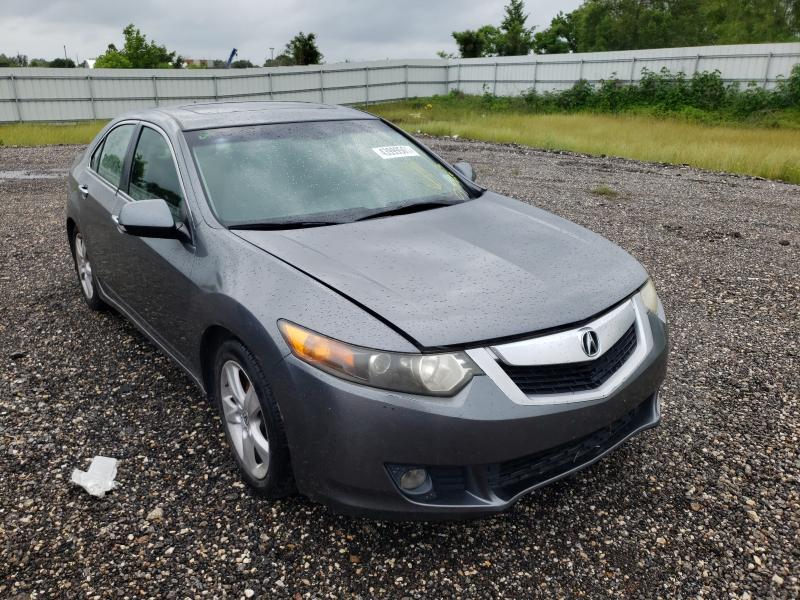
top-left (90, 139), bottom-right (104, 172)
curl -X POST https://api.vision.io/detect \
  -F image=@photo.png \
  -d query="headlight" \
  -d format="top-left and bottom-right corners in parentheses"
top-left (640, 278), bottom-right (665, 321)
top-left (278, 321), bottom-right (482, 396)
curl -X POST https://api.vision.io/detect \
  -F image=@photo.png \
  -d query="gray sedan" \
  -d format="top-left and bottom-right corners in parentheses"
top-left (66, 101), bottom-right (668, 519)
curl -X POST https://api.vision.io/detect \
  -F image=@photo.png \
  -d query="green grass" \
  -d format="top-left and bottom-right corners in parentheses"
top-left (364, 99), bottom-right (800, 184)
top-left (0, 121), bottom-right (107, 146)
top-left (4, 100), bottom-right (800, 183)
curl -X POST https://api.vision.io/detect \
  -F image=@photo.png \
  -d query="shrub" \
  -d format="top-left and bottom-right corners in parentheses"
top-left (514, 65), bottom-right (800, 120)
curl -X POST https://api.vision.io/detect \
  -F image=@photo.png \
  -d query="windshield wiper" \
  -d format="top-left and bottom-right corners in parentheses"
top-left (354, 200), bottom-right (462, 222)
top-left (228, 220), bottom-right (342, 231)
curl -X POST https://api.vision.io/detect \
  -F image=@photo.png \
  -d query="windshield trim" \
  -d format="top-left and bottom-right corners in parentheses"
top-left (225, 196), bottom-right (467, 230)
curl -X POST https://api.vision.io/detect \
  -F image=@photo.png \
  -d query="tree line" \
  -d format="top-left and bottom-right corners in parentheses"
top-left (0, 54), bottom-right (82, 68)
top-left (453, 0), bottom-right (800, 57)
top-left (4, 3), bottom-right (798, 70)
top-left (93, 25), bottom-right (323, 68)
top-left (1, 25), bottom-right (324, 69)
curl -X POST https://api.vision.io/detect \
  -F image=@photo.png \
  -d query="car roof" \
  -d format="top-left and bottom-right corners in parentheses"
top-left (125, 101), bottom-right (377, 131)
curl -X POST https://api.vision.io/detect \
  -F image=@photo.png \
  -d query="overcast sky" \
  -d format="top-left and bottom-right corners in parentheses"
top-left (2, 0), bottom-right (583, 63)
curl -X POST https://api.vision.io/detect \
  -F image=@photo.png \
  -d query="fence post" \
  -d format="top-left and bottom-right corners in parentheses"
top-left (493, 62), bottom-right (499, 94)
top-left (532, 60), bottom-right (538, 93)
top-left (365, 67), bottom-right (370, 105)
top-left (578, 58), bottom-right (584, 81)
top-left (456, 62), bottom-right (462, 93)
top-left (87, 74), bottom-right (97, 119)
top-left (152, 75), bottom-right (159, 106)
top-left (267, 72), bottom-right (273, 100)
top-left (763, 52), bottom-right (773, 88)
top-left (405, 64), bottom-right (409, 99)
top-left (693, 54), bottom-right (701, 75)
top-left (9, 74), bottom-right (22, 122)
top-left (319, 69), bottom-right (325, 103)
top-left (629, 57), bottom-right (636, 83)
top-left (212, 75), bottom-right (219, 101)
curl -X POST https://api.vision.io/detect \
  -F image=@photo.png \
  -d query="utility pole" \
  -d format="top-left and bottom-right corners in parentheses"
top-left (270, 47), bottom-right (274, 61)
top-left (64, 45), bottom-right (68, 60)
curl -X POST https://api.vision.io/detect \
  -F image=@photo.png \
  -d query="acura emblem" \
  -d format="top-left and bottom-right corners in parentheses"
top-left (581, 329), bottom-right (600, 357)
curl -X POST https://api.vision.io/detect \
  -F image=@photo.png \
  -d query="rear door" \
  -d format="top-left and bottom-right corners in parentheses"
top-left (78, 123), bottom-right (137, 290)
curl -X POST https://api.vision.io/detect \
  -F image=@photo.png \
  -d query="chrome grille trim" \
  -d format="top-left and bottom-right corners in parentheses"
top-left (467, 294), bottom-right (654, 405)
top-left (490, 299), bottom-right (636, 366)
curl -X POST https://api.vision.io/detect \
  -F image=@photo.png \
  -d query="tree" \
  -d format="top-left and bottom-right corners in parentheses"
top-left (29, 58), bottom-right (51, 67)
top-left (230, 59), bottom-right (255, 68)
top-left (284, 32), bottom-right (323, 65)
top-left (533, 11), bottom-right (578, 54)
top-left (452, 25), bottom-right (502, 57)
top-left (263, 54), bottom-right (296, 67)
top-left (497, 0), bottom-right (535, 56)
top-left (535, 0), bottom-right (800, 54)
top-left (49, 57), bottom-right (76, 68)
top-left (0, 53), bottom-right (28, 67)
top-left (94, 24), bottom-right (180, 68)
top-left (94, 45), bottom-right (132, 68)
top-left (452, 30), bottom-right (486, 58)
top-left (452, 1), bottom-right (534, 58)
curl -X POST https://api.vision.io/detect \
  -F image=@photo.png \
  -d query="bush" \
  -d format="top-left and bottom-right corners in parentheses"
top-left (513, 65), bottom-right (800, 120)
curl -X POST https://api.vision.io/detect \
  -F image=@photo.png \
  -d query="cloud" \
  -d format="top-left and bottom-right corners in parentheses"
top-left (1, 0), bottom-right (582, 63)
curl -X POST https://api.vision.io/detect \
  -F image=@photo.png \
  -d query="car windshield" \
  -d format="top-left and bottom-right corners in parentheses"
top-left (184, 119), bottom-right (471, 227)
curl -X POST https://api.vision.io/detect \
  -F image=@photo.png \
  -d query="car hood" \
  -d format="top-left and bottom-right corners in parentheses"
top-left (234, 193), bottom-right (648, 349)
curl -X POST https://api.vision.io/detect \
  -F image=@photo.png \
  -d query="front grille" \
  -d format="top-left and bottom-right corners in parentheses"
top-left (500, 325), bottom-right (637, 395)
top-left (486, 399), bottom-right (649, 499)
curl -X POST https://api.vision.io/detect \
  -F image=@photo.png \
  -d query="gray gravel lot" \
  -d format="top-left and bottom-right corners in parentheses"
top-left (1, 139), bottom-right (798, 599)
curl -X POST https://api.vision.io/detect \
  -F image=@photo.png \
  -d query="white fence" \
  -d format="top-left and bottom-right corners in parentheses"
top-left (1, 43), bottom-right (798, 122)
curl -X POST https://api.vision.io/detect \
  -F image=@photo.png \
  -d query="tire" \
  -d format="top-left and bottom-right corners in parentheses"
top-left (69, 227), bottom-right (106, 311)
top-left (211, 339), bottom-right (295, 498)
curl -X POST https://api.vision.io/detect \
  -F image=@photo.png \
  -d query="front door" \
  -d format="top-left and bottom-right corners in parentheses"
top-left (108, 125), bottom-right (198, 361)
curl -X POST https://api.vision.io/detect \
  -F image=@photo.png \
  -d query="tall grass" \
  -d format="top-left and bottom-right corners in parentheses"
top-left (2, 96), bottom-right (800, 184)
top-left (368, 102), bottom-right (800, 183)
top-left (0, 121), bottom-right (107, 147)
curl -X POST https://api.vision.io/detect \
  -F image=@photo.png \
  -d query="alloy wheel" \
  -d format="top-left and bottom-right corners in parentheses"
top-left (74, 233), bottom-right (94, 299)
top-left (219, 360), bottom-right (270, 480)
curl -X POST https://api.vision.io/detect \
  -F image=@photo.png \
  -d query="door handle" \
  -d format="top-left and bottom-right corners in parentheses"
top-left (78, 184), bottom-right (89, 199)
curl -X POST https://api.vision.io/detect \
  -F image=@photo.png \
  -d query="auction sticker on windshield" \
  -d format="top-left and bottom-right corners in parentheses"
top-left (372, 145), bottom-right (420, 159)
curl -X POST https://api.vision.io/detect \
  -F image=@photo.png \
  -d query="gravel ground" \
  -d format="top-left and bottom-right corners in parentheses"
top-left (1, 139), bottom-right (798, 599)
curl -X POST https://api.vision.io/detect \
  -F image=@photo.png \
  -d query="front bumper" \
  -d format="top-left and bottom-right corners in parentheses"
top-left (277, 304), bottom-right (668, 520)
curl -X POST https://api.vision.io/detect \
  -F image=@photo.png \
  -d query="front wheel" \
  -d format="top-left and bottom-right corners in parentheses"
top-left (212, 340), bottom-right (294, 497)
top-left (70, 228), bottom-right (106, 311)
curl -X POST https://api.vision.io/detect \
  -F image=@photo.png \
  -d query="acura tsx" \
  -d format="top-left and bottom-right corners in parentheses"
top-left (66, 101), bottom-right (668, 519)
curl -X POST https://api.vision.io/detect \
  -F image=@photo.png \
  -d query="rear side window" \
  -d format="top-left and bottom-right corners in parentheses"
top-left (96, 124), bottom-right (135, 187)
top-left (128, 127), bottom-right (184, 217)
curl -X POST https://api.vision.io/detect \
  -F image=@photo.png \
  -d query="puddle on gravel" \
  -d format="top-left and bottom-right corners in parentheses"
top-left (0, 170), bottom-right (62, 180)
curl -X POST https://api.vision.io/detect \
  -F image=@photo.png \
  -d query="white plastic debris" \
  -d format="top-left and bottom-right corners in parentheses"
top-left (70, 456), bottom-right (118, 497)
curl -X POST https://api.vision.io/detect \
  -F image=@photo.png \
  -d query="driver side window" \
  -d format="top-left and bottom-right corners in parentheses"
top-left (128, 126), bottom-right (184, 218)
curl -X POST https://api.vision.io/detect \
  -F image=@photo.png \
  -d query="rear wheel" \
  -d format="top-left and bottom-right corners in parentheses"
top-left (212, 339), bottom-right (294, 497)
top-left (70, 228), bottom-right (106, 311)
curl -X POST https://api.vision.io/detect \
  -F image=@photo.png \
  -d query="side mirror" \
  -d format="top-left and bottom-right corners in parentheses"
top-left (453, 161), bottom-right (475, 182)
top-left (116, 199), bottom-right (189, 241)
